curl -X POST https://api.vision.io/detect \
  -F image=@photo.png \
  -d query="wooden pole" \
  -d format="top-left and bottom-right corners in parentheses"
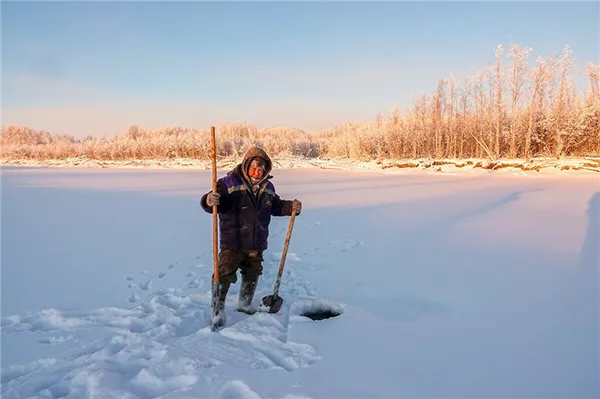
top-left (211, 126), bottom-right (218, 285)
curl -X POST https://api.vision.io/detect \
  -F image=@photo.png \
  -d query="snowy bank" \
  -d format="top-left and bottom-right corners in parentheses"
top-left (2, 155), bottom-right (599, 176)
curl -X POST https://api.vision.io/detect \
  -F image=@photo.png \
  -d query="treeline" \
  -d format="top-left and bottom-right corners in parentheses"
top-left (2, 43), bottom-right (599, 162)
top-left (0, 124), bottom-right (319, 161)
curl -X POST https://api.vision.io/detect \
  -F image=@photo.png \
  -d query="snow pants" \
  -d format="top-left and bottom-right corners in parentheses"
top-left (217, 249), bottom-right (264, 285)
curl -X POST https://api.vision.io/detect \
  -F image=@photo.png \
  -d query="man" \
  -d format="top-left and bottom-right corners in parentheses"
top-left (200, 146), bottom-right (302, 327)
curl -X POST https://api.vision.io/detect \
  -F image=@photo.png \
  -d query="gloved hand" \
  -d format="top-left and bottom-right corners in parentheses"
top-left (206, 192), bottom-right (220, 207)
top-left (292, 199), bottom-right (302, 215)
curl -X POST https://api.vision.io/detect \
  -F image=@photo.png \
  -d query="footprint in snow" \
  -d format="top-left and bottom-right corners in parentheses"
top-left (186, 280), bottom-right (201, 289)
top-left (125, 275), bottom-right (137, 288)
top-left (183, 271), bottom-right (202, 290)
top-left (270, 252), bottom-right (302, 262)
top-left (304, 239), bottom-right (365, 256)
top-left (38, 334), bottom-right (74, 345)
top-left (158, 263), bottom-right (179, 278)
top-left (341, 240), bottom-right (365, 252)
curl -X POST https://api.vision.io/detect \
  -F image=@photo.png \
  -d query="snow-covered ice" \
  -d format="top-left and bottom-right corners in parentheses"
top-left (1, 165), bottom-right (598, 398)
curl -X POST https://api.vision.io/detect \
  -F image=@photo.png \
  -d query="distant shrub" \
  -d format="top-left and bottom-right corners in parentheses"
top-left (2, 43), bottom-right (599, 162)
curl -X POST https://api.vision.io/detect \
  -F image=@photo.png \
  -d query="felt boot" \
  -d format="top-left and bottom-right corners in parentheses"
top-left (211, 280), bottom-right (230, 328)
top-left (237, 275), bottom-right (258, 315)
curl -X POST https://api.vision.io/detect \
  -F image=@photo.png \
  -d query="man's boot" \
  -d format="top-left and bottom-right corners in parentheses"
top-left (211, 280), bottom-right (230, 328)
top-left (237, 275), bottom-right (258, 315)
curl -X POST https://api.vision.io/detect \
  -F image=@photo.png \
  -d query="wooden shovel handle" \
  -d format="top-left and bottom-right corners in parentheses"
top-left (273, 205), bottom-right (297, 296)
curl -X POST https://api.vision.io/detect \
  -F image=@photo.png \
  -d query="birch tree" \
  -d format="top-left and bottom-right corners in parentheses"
top-left (507, 43), bottom-right (532, 158)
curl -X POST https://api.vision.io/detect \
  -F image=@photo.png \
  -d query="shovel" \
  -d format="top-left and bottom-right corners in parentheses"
top-left (261, 206), bottom-right (297, 313)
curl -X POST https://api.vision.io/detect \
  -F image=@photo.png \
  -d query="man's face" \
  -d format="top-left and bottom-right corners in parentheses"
top-left (248, 157), bottom-right (266, 180)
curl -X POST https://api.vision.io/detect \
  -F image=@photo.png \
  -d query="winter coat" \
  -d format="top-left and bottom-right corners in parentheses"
top-left (200, 147), bottom-right (295, 252)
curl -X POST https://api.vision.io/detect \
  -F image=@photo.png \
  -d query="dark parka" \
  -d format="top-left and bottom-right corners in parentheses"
top-left (200, 147), bottom-right (295, 252)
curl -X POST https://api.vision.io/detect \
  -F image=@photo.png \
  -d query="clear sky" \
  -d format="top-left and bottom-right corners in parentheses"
top-left (2, 1), bottom-right (598, 139)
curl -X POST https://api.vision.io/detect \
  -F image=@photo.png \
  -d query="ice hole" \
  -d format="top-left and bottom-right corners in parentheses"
top-left (292, 299), bottom-right (344, 321)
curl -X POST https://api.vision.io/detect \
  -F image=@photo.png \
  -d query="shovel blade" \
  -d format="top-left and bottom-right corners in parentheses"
top-left (261, 294), bottom-right (283, 314)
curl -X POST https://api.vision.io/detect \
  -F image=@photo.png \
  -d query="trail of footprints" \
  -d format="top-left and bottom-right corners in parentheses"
top-left (119, 221), bottom-right (362, 371)
top-left (125, 259), bottom-right (208, 303)
top-left (1, 222), bottom-right (360, 397)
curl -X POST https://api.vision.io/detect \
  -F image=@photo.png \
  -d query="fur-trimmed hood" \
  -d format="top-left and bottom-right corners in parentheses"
top-left (233, 146), bottom-right (273, 186)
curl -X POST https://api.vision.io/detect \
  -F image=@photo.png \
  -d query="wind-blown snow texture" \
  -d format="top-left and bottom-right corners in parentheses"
top-left (1, 166), bottom-right (598, 398)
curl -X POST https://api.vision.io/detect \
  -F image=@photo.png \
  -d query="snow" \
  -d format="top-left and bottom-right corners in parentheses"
top-left (3, 155), bottom-right (600, 176)
top-left (1, 164), bottom-right (598, 398)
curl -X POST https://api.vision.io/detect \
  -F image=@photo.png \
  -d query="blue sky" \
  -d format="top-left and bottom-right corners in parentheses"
top-left (2, 1), bottom-right (598, 138)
